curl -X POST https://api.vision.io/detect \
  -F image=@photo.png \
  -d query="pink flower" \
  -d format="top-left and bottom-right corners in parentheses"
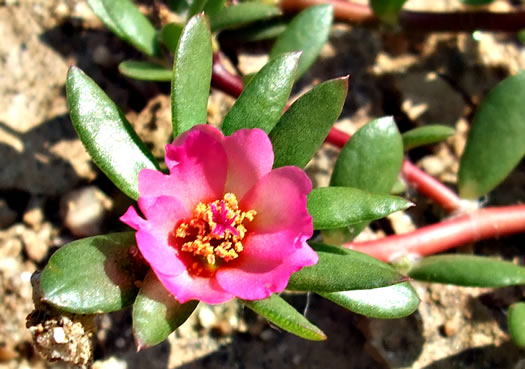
top-left (120, 125), bottom-right (318, 304)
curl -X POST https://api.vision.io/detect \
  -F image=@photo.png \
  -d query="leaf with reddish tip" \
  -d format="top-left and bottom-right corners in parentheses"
top-left (242, 294), bottom-right (326, 341)
top-left (133, 271), bottom-right (198, 350)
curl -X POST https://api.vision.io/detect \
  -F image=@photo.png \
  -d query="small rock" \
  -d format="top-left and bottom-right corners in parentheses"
top-left (21, 223), bottom-right (53, 263)
top-left (198, 305), bottom-right (217, 330)
top-left (0, 199), bottom-right (17, 228)
top-left (61, 186), bottom-right (112, 237)
top-left (23, 197), bottom-right (45, 230)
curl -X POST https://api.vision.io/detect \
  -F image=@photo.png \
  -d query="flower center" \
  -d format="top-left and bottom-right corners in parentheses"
top-left (174, 193), bottom-right (256, 266)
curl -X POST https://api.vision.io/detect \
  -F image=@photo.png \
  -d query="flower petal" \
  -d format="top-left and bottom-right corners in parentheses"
top-left (135, 229), bottom-right (187, 276)
top-left (240, 230), bottom-right (305, 262)
top-left (138, 129), bottom-right (228, 210)
top-left (216, 243), bottom-right (318, 300)
top-left (120, 206), bottom-right (147, 231)
top-left (241, 166), bottom-right (313, 234)
top-left (155, 270), bottom-right (234, 304)
top-left (223, 128), bottom-right (274, 199)
top-left (137, 195), bottom-right (190, 236)
top-left (167, 124), bottom-right (225, 170)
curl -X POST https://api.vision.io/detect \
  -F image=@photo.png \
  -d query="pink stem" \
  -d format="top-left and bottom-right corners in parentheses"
top-left (211, 53), bottom-right (243, 98)
top-left (343, 205), bottom-right (525, 262)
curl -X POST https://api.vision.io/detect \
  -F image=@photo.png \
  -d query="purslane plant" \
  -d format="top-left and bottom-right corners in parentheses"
top-left (31, 0), bottom-right (525, 360)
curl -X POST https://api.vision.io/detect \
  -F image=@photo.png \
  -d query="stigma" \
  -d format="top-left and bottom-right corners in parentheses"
top-left (174, 193), bottom-right (256, 265)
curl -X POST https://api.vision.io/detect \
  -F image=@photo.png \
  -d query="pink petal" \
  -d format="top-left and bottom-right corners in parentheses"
top-left (240, 230), bottom-right (306, 262)
top-left (137, 195), bottom-right (190, 236)
top-left (167, 124), bottom-right (225, 170)
top-left (240, 166), bottom-right (313, 234)
top-left (216, 242), bottom-right (319, 300)
top-left (135, 229), bottom-right (187, 276)
top-left (120, 206), bottom-right (148, 231)
top-left (155, 270), bottom-right (234, 304)
top-left (223, 128), bottom-right (274, 199)
top-left (138, 129), bottom-right (227, 210)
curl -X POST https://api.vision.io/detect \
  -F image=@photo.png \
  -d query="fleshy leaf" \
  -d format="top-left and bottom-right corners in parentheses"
top-left (329, 116), bottom-right (403, 240)
top-left (402, 125), bottom-right (455, 151)
top-left (119, 60), bottom-right (172, 81)
top-left (287, 250), bottom-right (406, 292)
top-left (188, 0), bottom-right (208, 18)
top-left (221, 19), bottom-right (287, 42)
top-left (66, 66), bottom-right (159, 200)
top-left (458, 72), bottom-right (525, 199)
top-left (270, 76), bottom-right (348, 168)
top-left (172, 14), bottom-right (213, 137)
top-left (242, 294), bottom-right (326, 341)
top-left (160, 23), bottom-right (184, 52)
top-left (460, 0), bottom-right (494, 5)
top-left (209, 3), bottom-right (282, 32)
top-left (91, 0), bottom-right (162, 57)
top-left (508, 302), bottom-right (525, 347)
top-left (86, 0), bottom-right (127, 39)
top-left (133, 271), bottom-right (198, 350)
top-left (269, 5), bottom-right (333, 80)
top-left (370, 0), bottom-right (408, 23)
top-left (40, 232), bottom-right (143, 314)
top-left (221, 52), bottom-right (300, 136)
top-left (320, 282), bottom-right (419, 319)
top-left (408, 254), bottom-right (525, 287)
top-left (307, 186), bottom-right (412, 230)
top-left (203, 0), bottom-right (226, 17)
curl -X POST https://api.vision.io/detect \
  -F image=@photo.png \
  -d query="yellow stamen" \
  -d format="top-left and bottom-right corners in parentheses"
top-left (174, 193), bottom-right (256, 266)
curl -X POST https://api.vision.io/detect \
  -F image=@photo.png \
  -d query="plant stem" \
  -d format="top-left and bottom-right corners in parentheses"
top-left (343, 205), bottom-right (525, 262)
top-left (281, 0), bottom-right (525, 32)
top-left (211, 53), bottom-right (244, 98)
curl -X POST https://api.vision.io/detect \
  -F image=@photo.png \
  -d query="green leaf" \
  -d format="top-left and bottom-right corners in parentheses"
top-left (221, 52), bottom-right (300, 136)
top-left (133, 271), bottom-right (198, 350)
top-left (221, 19), bottom-right (287, 42)
top-left (87, 0), bottom-right (127, 39)
top-left (242, 294), bottom-right (326, 341)
top-left (402, 124), bottom-right (455, 151)
top-left (270, 5), bottom-right (333, 80)
top-left (408, 254), bottom-right (525, 287)
top-left (370, 0), bottom-right (408, 23)
top-left (172, 14), bottom-right (212, 137)
top-left (66, 66), bottom-right (159, 200)
top-left (203, 0), bottom-right (226, 17)
top-left (460, 0), bottom-right (494, 5)
top-left (320, 282), bottom-right (419, 319)
top-left (458, 72), bottom-right (525, 199)
top-left (97, 0), bottom-right (162, 57)
top-left (209, 3), bottom-right (282, 32)
top-left (270, 76), bottom-right (348, 168)
top-left (40, 233), bottom-right (143, 314)
top-left (287, 250), bottom-right (406, 292)
top-left (188, 0), bottom-right (208, 18)
top-left (329, 116), bottom-right (403, 240)
top-left (119, 60), bottom-right (172, 81)
top-left (508, 302), bottom-right (525, 348)
top-left (307, 186), bottom-right (412, 230)
top-left (160, 23), bottom-right (184, 52)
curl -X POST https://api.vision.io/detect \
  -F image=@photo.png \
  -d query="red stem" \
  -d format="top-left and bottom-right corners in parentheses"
top-left (281, 0), bottom-right (525, 32)
top-left (211, 53), bottom-right (243, 98)
top-left (343, 205), bottom-right (525, 262)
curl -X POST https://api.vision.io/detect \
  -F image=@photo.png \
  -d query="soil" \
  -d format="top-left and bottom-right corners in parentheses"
top-left (1, 0), bottom-right (524, 368)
